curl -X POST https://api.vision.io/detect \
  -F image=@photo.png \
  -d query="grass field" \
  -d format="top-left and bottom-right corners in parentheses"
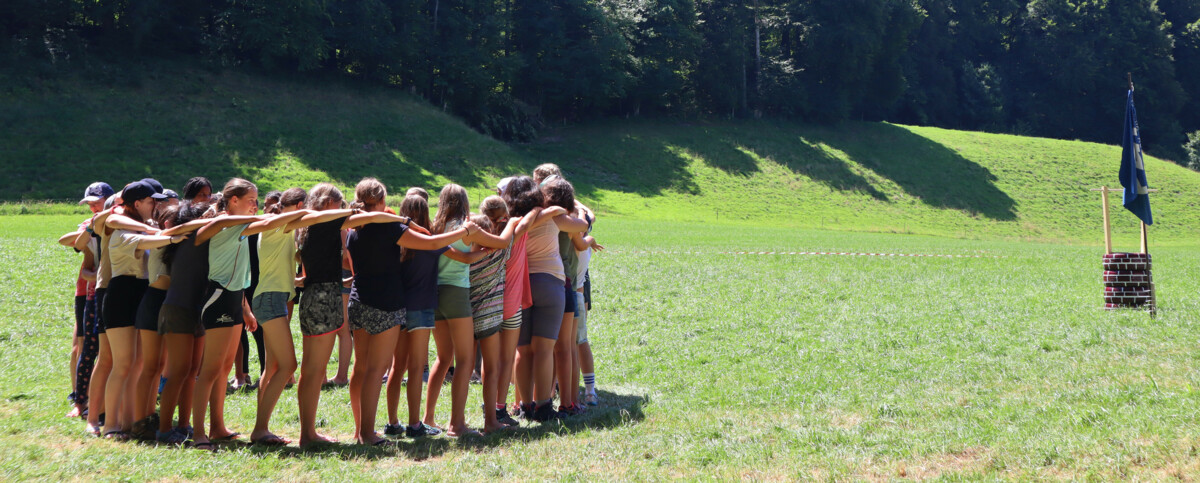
top-left (3, 214), bottom-right (1200, 480)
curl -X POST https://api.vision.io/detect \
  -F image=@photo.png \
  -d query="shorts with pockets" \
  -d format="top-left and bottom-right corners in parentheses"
top-left (575, 291), bottom-right (589, 344)
top-left (252, 291), bottom-right (290, 322)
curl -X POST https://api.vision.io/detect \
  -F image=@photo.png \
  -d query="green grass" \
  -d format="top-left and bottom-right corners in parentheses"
top-left (4, 214), bottom-right (1200, 480)
top-left (3, 62), bottom-right (1199, 245)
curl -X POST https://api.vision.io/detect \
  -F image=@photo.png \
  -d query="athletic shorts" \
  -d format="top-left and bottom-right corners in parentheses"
top-left (435, 285), bottom-right (472, 321)
top-left (94, 288), bottom-right (107, 335)
top-left (501, 309), bottom-right (522, 331)
top-left (563, 278), bottom-right (577, 315)
top-left (291, 286), bottom-right (303, 304)
top-left (200, 282), bottom-right (244, 330)
top-left (341, 269), bottom-right (353, 295)
top-left (74, 295), bottom-right (87, 337)
top-left (405, 308), bottom-right (435, 332)
top-left (519, 273), bottom-right (565, 346)
top-left (104, 275), bottom-right (149, 330)
top-left (135, 287), bottom-right (167, 331)
top-left (583, 274), bottom-right (591, 310)
top-left (158, 303), bottom-right (205, 337)
top-left (575, 291), bottom-right (588, 344)
top-left (252, 291), bottom-right (290, 322)
top-left (299, 282), bottom-right (343, 337)
top-left (348, 301), bottom-right (404, 335)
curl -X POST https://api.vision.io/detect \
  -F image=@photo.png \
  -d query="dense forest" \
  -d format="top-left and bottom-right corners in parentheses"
top-left (4, 0), bottom-right (1199, 165)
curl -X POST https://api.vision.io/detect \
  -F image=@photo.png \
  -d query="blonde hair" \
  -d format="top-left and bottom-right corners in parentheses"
top-left (352, 178), bottom-right (387, 211)
top-left (533, 163), bottom-right (561, 183)
top-left (479, 195), bottom-right (508, 235)
top-left (469, 214), bottom-right (494, 236)
top-left (406, 187), bottom-right (429, 201)
top-left (307, 183), bottom-right (345, 211)
top-left (431, 184), bottom-right (469, 235)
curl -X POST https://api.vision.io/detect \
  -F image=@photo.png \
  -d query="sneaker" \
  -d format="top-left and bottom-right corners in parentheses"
top-left (514, 402), bottom-right (534, 420)
top-left (469, 371), bottom-right (482, 384)
top-left (531, 402), bottom-right (563, 422)
top-left (559, 403), bottom-right (585, 417)
top-left (496, 408), bottom-right (519, 427)
top-left (405, 422), bottom-right (442, 438)
top-left (584, 393), bottom-right (599, 406)
top-left (383, 423), bottom-right (405, 436)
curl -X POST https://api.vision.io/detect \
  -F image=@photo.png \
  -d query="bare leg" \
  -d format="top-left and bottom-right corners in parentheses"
top-left (496, 328), bottom-right (520, 409)
top-left (353, 327), bottom-right (400, 444)
top-left (251, 317), bottom-right (296, 442)
top-left (102, 326), bottom-right (137, 434)
top-left (208, 325), bottom-right (242, 438)
top-left (423, 320), bottom-right (453, 428)
top-left (386, 330), bottom-right (411, 426)
top-left (136, 330), bottom-right (163, 420)
top-left (298, 333), bottom-right (338, 447)
top-left (158, 333), bottom-right (194, 434)
top-left (190, 326), bottom-right (237, 446)
top-left (554, 312), bottom-right (578, 408)
top-left (87, 334), bottom-right (112, 432)
top-left (406, 329), bottom-right (432, 426)
top-left (531, 336), bottom-right (557, 403)
top-left (478, 334), bottom-right (503, 433)
top-left (445, 317), bottom-right (475, 436)
top-left (178, 335), bottom-right (203, 431)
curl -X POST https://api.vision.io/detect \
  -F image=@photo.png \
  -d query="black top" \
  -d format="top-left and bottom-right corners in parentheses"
top-left (246, 233), bottom-right (260, 299)
top-left (348, 222), bottom-right (408, 311)
top-left (400, 247), bottom-right (449, 312)
top-left (300, 217), bottom-right (347, 284)
top-left (163, 234), bottom-right (211, 310)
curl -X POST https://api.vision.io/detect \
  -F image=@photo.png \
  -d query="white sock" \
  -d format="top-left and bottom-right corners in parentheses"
top-left (584, 373), bottom-right (596, 394)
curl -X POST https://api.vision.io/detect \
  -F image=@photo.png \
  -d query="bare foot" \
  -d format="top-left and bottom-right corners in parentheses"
top-left (209, 427), bottom-right (240, 440)
top-left (481, 421), bottom-right (506, 434)
top-left (357, 431), bottom-right (388, 446)
top-left (299, 433), bottom-right (337, 448)
top-left (250, 431), bottom-right (289, 446)
top-left (65, 406), bottom-right (82, 418)
top-left (446, 424), bottom-right (481, 438)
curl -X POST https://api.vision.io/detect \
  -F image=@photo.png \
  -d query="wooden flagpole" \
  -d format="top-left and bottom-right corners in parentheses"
top-left (1101, 186), bottom-right (1112, 254)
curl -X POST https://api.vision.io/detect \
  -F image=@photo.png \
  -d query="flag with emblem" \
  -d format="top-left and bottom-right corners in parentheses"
top-left (1119, 89), bottom-right (1152, 225)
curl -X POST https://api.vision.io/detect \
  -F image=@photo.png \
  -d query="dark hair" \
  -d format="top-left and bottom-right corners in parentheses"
top-left (502, 176), bottom-right (543, 217)
top-left (541, 177), bottom-right (575, 211)
top-left (352, 178), bottom-right (387, 211)
top-left (479, 195), bottom-right (508, 235)
top-left (218, 178), bottom-right (256, 213)
top-left (297, 183), bottom-right (344, 258)
top-left (262, 190), bottom-right (283, 214)
top-left (161, 201), bottom-right (210, 271)
top-left (182, 177), bottom-right (212, 200)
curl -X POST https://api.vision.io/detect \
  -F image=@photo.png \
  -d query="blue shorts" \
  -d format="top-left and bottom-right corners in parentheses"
top-left (405, 308), bottom-right (435, 331)
top-left (563, 279), bottom-right (577, 315)
top-left (252, 291), bottom-right (291, 322)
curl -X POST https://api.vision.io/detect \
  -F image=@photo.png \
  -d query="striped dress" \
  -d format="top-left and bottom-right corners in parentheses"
top-left (469, 247), bottom-right (508, 339)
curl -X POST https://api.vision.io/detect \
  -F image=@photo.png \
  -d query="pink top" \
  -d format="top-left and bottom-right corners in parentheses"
top-left (503, 233), bottom-right (532, 319)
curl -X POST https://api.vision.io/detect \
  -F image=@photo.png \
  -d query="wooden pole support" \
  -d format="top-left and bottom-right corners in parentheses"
top-left (1100, 186), bottom-right (1113, 254)
top-left (1140, 221), bottom-right (1148, 255)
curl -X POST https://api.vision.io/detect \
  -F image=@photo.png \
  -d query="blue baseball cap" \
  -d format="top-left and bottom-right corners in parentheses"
top-left (79, 182), bottom-right (115, 204)
top-left (140, 178), bottom-right (165, 194)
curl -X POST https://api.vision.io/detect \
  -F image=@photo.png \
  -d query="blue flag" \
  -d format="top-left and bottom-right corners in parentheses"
top-left (1120, 90), bottom-right (1152, 225)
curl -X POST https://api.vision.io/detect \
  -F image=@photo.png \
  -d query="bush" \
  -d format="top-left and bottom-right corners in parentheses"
top-left (1185, 131), bottom-right (1200, 170)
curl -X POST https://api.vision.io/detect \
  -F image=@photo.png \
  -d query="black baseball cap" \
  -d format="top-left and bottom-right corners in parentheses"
top-left (79, 182), bottom-right (115, 204)
top-left (122, 181), bottom-right (169, 203)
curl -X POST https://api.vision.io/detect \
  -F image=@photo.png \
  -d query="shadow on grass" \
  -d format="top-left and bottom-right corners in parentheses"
top-left (223, 388), bottom-right (647, 461)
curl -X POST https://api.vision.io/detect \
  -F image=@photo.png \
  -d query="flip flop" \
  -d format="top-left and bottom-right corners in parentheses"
top-left (251, 434), bottom-right (289, 446)
top-left (368, 438), bottom-right (395, 447)
top-left (447, 428), bottom-right (482, 438)
top-left (85, 424), bottom-right (101, 437)
top-left (103, 430), bottom-right (130, 441)
top-left (213, 432), bottom-right (242, 441)
top-left (191, 441), bottom-right (216, 452)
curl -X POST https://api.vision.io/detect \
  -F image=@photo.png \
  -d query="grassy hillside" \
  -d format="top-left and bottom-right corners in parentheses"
top-left (3, 63), bottom-right (1197, 244)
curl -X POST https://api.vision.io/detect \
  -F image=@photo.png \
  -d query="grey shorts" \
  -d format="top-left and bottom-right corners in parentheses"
top-left (252, 291), bottom-right (291, 322)
top-left (435, 285), bottom-right (472, 321)
top-left (519, 273), bottom-right (565, 346)
top-left (158, 303), bottom-right (205, 337)
top-left (501, 309), bottom-right (522, 331)
top-left (575, 291), bottom-right (588, 344)
top-left (348, 301), bottom-right (404, 335)
top-left (299, 282), bottom-right (344, 337)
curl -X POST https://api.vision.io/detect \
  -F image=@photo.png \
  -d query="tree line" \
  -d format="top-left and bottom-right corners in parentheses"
top-left (4, 0), bottom-right (1199, 165)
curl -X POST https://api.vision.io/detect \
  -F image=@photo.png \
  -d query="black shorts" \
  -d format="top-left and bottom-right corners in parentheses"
top-left (158, 303), bottom-right (205, 337)
top-left (103, 276), bottom-right (149, 330)
top-left (135, 287), bottom-right (167, 332)
top-left (94, 288), bottom-right (107, 335)
top-left (583, 272), bottom-right (591, 310)
top-left (74, 295), bottom-right (87, 338)
top-left (200, 282), bottom-right (244, 330)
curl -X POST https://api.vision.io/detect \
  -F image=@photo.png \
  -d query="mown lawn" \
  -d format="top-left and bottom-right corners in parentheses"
top-left (2, 215), bottom-right (1199, 480)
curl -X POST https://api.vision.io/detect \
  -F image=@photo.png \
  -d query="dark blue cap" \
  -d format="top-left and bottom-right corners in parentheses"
top-left (79, 182), bottom-right (115, 204)
top-left (122, 181), bottom-right (169, 203)
top-left (140, 178), bottom-right (165, 194)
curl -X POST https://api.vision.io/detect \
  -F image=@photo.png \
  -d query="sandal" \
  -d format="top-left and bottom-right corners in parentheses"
top-left (191, 441), bottom-right (215, 452)
top-left (213, 432), bottom-right (242, 441)
top-left (103, 430), bottom-right (130, 441)
top-left (156, 429), bottom-right (187, 445)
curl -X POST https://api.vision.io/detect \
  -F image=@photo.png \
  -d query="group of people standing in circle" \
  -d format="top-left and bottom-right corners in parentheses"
top-left (59, 163), bottom-right (604, 450)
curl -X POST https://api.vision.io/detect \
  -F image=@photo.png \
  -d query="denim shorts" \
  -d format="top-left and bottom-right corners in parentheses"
top-left (405, 308), bottom-right (435, 332)
top-left (574, 291), bottom-right (588, 344)
top-left (252, 291), bottom-right (291, 322)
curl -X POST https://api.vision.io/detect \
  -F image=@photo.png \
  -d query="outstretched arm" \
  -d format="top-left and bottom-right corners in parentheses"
top-left (244, 210), bottom-right (309, 236)
top-left (553, 213), bottom-right (589, 233)
top-left (466, 220), bottom-right (515, 249)
top-left (443, 246), bottom-right (489, 264)
top-left (396, 224), bottom-right (470, 251)
top-left (195, 215), bottom-right (260, 245)
top-left (159, 218), bottom-right (208, 237)
top-left (135, 234), bottom-right (188, 250)
top-left (343, 211), bottom-right (410, 230)
top-left (103, 212), bottom-right (157, 234)
top-left (288, 209), bottom-right (352, 231)
top-left (59, 230), bottom-right (83, 247)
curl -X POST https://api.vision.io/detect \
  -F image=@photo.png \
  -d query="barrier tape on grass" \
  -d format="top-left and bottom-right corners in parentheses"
top-left (615, 250), bottom-right (1005, 258)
